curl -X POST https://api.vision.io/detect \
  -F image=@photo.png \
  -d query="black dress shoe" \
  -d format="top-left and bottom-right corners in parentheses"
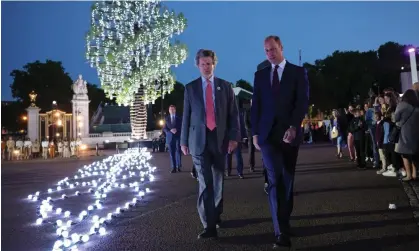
top-left (177, 167), bottom-right (181, 172)
top-left (197, 229), bottom-right (217, 239)
top-left (238, 174), bottom-right (244, 179)
top-left (250, 167), bottom-right (255, 172)
top-left (170, 169), bottom-right (176, 173)
top-left (273, 235), bottom-right (291, 249)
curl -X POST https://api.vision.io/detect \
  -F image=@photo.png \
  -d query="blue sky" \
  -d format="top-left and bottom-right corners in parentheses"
top-left (2, 1), bottom-right (419, 100)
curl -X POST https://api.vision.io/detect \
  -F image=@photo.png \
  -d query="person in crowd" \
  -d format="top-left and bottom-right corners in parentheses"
top-left (344, 105), bottom-right (356, 161)
top-left (364, 99), bottom-right (380, 168)
top-left (331, 109), bottom-right (345, 158)
top-left (225, 104), bottom-right (247, 179)
top-left (32, 139), bottom-right (40, 159)
top-left (348, 108), bottom-right (366, 169)
top-left (382, 91), bottom-right (402, 177)
top-left (375, 111), bottom-right (391, 174)
top-left (6, 137), bottom-right (15, 161)
top-left (394, 89), bottom-right (419, 181)
top-left (163, 104), bottom-right (182, 173)
top-left (41, 138), bottom-right (49, 159)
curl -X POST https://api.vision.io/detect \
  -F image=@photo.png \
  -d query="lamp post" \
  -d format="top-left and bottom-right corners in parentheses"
top-left (408, 47), bottom-right (418, 84)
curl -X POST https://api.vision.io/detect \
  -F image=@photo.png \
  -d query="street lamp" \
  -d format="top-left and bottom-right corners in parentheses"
top-left (408, 47), bottom-right (418, 84)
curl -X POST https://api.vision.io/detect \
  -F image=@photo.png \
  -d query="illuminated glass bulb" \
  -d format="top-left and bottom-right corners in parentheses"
top-left (71, 233), bottom-right (80, 243)
top-left (63, 238), bottom-right (72, 247)
top-left (107, 213), bottom-right (113, 219)
top-left (57, 186), bottom-right (62, 191)
top-left (88, 205), bottom-right (94, 211)
top-left (56, 220), bottom-right (63, 226)
top-left (56, 208), bottom-right (62, 214)
top-left (48, 188), bottom-right (53, 193)
top-left (81, 235), bottom-right (89, 243)
top-left (35, 191), bottom-right (40, 196)
top-left (62, 230), bottom-right (69, 238)
top-left (146, 188), bottom-right (151, 193)
top-left (36, 218), bottom-right (43, 225)
top-left (64, 211), bottom-right (71, 217)
top-left (99, 227), bottom-right (106, 235)
top-left (53, 240), bottom-right (63, 249)
top-left (92, 215), bottom-right (99, 222)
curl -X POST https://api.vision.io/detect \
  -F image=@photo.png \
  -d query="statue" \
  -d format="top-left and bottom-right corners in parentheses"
top-left (72, 74), bottom-right (88, 95)
top-left (29, 90), bottom-right (37, 107)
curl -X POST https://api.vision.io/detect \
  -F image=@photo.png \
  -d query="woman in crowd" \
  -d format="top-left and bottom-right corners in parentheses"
top-left (394, 89), bottom-right (419, 181)
top-left (331, 109), bottom-right (345, 158)
top-left (381, 91), bottom-right (403, 177)
top-left (344, 106), bottom-right (356, 161)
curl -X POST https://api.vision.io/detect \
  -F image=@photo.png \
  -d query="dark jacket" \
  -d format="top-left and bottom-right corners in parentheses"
top-left (348, 117), bottom-right (366, 141)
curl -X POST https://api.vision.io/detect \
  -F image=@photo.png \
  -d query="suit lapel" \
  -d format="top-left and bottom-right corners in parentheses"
top-left (194, 78), bottom-right (205, 112)
top-left (281, 63), bottom-right (292, 87)
top-left (214, 77), bottom-right (222, 123)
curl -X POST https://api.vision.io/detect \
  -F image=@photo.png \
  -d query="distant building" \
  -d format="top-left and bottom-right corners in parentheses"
top-left (400, 71), bottom-right (419, 93)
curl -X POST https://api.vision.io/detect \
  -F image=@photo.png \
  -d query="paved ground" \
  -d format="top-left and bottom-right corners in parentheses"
top-left (2, 144), bottom-right (419, 251)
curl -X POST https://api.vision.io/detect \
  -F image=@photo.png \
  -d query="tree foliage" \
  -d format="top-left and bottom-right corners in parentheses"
top-left (306, 41), bottom-right (417, 111)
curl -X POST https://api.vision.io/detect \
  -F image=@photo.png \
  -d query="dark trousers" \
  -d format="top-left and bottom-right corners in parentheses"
top-left (365, 132), bottom-right (373, 159)
top-left (354, 138), bottom-right (366, 167)
top-left (262, 158), bottom-right (269, 184)
top-left (247, 131), bottom-right (255, 168)
top-left (260, 142), bottom-right (299, 237)
top-left (168, 138), bottom-right (181, 169)
top-left (192, 128), bottom-right (224, 230)
top-left (226, 143), bottom-right (244, 175)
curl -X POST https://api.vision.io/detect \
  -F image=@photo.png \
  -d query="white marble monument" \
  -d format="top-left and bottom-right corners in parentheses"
top-left (71, 75), bottom-right (90, 139)
top-left (26, 91), bottom-right (41, 142)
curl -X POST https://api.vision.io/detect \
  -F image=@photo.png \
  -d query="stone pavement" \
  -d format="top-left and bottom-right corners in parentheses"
top-left (1, 144), bottom-right (419, 251)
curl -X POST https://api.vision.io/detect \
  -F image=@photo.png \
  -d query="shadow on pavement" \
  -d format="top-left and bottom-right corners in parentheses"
top-left (295, 218), bottom-right (414, 237)
top-left (219, 232), bottom-right (274, 246)
top-left (295, 184), bottom-right (400, 196)
top-left (297, 234), bottom-right (419, 251)
top-left (291, 206), bottom-right (413, 220)
top-left (221, 217), bottom-right (271, 229)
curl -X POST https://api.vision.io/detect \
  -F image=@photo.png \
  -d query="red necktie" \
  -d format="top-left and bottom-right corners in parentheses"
top-left (205, 80), bottom-right (216, 131)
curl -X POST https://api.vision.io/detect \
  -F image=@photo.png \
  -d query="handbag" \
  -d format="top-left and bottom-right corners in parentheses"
top-left (331, 126), bottom-right (338, 139)
top-left (389, 107), bottom-right (416, 144)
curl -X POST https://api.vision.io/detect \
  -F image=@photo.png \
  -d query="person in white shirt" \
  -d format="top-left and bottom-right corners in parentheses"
top-left (6, 137), bottom-right (15, 161)
top-left (57, 140), bottom-right (63, 158)
top-left (41, 139), bottom-right (49, 159)
top-left (70, 138), bottom-right (76, 157)
top-left (15, 138), bottom-right (24, 160)
top-left (24, 138), bottom-right (32, 159)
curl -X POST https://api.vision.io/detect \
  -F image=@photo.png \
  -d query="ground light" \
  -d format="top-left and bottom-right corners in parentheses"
top-left (26, 147), bottom-right (157, 251)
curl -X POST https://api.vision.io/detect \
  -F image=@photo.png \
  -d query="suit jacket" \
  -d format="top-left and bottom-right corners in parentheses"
top-left (163, 114), bottom-right (182, 144)
top-left (181, 77), bottom-right (240, 155)
top-left (251, 61), bottom-right (309, 146)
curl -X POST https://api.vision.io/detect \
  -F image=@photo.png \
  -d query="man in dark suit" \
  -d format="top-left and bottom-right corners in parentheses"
top-left (163, 105), bottom-right (182, 173)
top-left (226, 106), bottom-right (247, 178)
top-left (251, 35), bottom-right (309, 248)
top-left (181, 49), bottom-right (240, 239)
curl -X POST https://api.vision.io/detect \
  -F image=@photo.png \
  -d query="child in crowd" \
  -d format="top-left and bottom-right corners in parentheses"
top-left (349, 109), bottom-right (366, 169)
top-left (375, 112), bottom-right (390, 174)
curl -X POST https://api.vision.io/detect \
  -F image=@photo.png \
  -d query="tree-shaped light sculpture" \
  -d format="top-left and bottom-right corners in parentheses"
top-left (86, 0), bottom-right (187, 139)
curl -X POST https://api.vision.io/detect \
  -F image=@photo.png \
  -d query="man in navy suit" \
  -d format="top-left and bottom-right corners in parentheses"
top-left (163, 105), bottom-right (182, 173)
top-left (225, 105), bottom-right (247, 178)
top-left (251, 35), bottom-right (309, 248)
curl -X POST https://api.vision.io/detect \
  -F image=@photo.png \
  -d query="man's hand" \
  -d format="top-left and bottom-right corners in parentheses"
top-left (283, 127), bottom-right (296, 144)
top-left (181, 145), bottom-right (189, 155)
top-left (170, 128), bottom-right (177, 134)
top-left (228, 140), bottom-right (238, 154)
top-left (252, 135), bottom-right (261, 151)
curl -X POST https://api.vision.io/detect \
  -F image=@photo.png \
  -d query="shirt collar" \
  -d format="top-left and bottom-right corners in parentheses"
top-left (202, 75), bottom-right (215, 84)
top-left (271, 59), bottom-right (287, 69)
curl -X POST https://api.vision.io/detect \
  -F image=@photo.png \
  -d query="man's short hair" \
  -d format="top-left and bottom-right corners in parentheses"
top-left (195, 49), bottom-right (218, 66)
top-left (169, 105), bottom-right (176, 108)
top-left (264, 35), bottom-right (283, 47)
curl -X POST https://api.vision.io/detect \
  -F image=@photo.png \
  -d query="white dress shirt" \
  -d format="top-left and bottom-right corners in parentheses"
top-left (271, 59), bottom-right (287, 85)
